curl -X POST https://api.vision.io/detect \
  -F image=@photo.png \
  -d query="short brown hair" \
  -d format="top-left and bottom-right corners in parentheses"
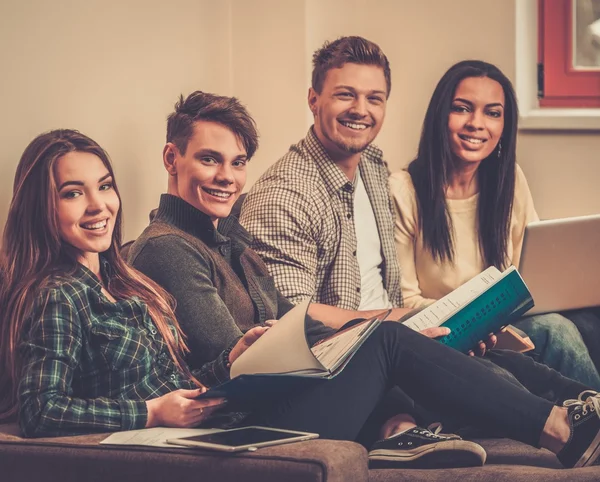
top-left (166, 91), bottom-right (259, 159)
top-left (311, 36), bottom-right (391, 98)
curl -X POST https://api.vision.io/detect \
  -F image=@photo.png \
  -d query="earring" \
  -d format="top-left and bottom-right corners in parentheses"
top-left (497, 140), bottom-right (502, 158)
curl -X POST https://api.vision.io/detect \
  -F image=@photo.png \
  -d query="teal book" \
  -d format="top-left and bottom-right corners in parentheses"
top-left (403, 266), bottom-right (534, 354)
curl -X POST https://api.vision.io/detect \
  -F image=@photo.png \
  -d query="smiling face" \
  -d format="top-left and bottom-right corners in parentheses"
top-left (54, 151), bottom-right (120, 267)
top-left (164, 121), bottom-right (247, 226)
top-left (308, 62), bottom-right (387, 160)
top-left (448, 76), bottom-right (505, 166)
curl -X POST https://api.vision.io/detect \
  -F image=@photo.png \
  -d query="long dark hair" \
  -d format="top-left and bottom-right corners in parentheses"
top-left (408, 60), bottom-right (519, 269)
top-left (0, 129), bottom-right (197, 422)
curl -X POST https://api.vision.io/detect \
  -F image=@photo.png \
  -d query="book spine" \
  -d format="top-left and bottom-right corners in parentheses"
top-left (437, 270), bottom-right (533, 353)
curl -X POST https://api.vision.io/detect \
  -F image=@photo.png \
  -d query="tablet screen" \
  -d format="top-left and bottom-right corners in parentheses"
top-left (180, 427), bottom-right (308, 447)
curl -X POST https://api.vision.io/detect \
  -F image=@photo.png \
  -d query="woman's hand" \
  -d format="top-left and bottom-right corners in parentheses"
top-left (145, 388), bottom-right (227, 428)
top-left (468, 333), bottom-right (497, 357)
top-left (228, 326), bottom-right (270, 365)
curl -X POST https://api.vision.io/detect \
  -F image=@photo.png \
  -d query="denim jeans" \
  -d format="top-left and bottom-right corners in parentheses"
top-left (513, 312), bottom-right (600, 390)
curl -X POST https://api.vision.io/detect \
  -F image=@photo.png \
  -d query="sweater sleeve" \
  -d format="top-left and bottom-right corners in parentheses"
top-left (19, 289), bottom-right (147, 437)
top-left (511, 165), bottom-right (540, 269)
top-left (390, 171), bottom-right (436, 309)
top-left (130, 235), bottom-right (241, 382)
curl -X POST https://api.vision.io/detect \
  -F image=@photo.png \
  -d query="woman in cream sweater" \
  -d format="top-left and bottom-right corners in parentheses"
top-left (390, 60), bottom-right (600, 389)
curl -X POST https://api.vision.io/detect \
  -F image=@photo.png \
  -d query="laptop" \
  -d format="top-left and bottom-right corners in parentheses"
top-left (519, 213), bottom-right (600, 315)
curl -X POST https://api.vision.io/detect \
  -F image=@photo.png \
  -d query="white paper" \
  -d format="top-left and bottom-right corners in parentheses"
top-left (100, 427), bottom-right (222, 447)
top-left (230, 298), bottom-right (324, 378)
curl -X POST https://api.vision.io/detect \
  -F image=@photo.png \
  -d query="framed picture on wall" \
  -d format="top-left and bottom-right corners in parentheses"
top-left (572, 0), bottom-right (600, 71)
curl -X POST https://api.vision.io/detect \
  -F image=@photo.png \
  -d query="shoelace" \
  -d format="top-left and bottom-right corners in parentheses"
top-left (563, 390), bottom-right (600, 418)
top-left (427, 422), bottom-right (444, 435)
top-left (411, 422), bottom-right (459, 440)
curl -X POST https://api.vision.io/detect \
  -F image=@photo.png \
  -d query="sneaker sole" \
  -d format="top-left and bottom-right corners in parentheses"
top-left (369, 440), bottom-right (486, 469)
top-left (576, 427), bottom-right (600, 468)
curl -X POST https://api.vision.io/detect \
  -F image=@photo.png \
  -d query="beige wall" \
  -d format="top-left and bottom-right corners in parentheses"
top-left (1, 0), bottom-right (599, 243)
top-left (0, 0), bottom-right (232, 241)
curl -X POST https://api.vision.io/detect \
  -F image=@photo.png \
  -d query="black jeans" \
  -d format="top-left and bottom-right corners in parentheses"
top-left (248, 322), bottom-right (587, 448)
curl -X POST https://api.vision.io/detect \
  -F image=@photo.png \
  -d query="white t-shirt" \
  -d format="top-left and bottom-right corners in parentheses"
top-left (354, 169), bottom-right (392, 310)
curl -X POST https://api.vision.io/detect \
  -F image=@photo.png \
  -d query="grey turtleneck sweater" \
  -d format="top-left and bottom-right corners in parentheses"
top-left (128, 194), bottom-right (334, 387)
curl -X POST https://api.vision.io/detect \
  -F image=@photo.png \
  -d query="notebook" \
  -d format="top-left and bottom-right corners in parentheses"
top-left (519, 213), bottom-right (600, 315)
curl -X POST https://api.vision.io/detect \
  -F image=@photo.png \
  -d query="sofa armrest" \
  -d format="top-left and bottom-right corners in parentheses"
top-left (0, 423), bottom-right (368, 482)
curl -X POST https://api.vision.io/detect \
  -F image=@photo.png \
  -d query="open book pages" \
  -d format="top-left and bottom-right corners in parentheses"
top-left (230, 299), bottom-right (387, 379)
top-left (310, 313), bottom-right (388, 372)
top-left (230, 298), bottom-right (321, 378)
top-left (402, 266), bottom-right (506, 332)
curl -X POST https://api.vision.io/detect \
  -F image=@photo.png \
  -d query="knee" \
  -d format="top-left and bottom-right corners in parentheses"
top-left (520, 314), bottom-right (581, 339)
top-left (517, 314), bottom-right (590, 355)
top-left (373, 320), bottom-right (425, 348)
top-left (376, 320), bottom-right (413, 338)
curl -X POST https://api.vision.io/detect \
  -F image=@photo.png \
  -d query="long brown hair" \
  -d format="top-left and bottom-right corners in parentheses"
top-left (0, 129), bottom-right (197, 422)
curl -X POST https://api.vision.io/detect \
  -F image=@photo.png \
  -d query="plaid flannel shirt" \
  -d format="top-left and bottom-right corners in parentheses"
top-left (18, 261), bottom-right (195, 437)
top-left (241, 128), bottom-right (402, 310)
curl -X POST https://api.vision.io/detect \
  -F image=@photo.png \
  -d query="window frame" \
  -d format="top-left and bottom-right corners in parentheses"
top-left (516, 0), bottom-right (600, 130)
top-left (539, 0), bottom-right (600, 107)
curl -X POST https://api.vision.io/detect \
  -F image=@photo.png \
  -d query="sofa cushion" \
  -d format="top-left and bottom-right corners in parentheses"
top-left (0, 423), bottom-right (368, 482)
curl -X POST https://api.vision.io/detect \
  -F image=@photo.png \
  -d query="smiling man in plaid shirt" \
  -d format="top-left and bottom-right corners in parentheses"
top-left (240, 36), bottom-right (418, 329)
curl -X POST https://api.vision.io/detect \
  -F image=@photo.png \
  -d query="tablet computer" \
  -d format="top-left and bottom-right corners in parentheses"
top-left (166, 426), bottom-right (319, 452)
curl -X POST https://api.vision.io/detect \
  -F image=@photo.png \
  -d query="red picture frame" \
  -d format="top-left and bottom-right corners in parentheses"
top-left (539, 0), bottom-right (600, 107)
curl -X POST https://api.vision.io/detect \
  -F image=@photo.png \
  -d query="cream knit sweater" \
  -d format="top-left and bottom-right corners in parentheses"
top-left (390, 165), bottom-right (539, 309)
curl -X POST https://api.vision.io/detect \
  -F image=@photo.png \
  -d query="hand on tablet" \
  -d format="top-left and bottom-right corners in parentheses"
top-left (145, 388), bottom-right (227, 428)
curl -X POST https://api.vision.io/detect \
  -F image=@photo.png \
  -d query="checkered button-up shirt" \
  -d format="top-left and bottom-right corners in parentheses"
top-left (18, 261), bottom-right (195, 437)
top-left (240, 128), bottom-right (402, 310)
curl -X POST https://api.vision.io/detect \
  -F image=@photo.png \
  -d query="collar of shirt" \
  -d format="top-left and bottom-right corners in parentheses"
top-left (304, 127), bottom-right (385, 197)
top-left (152, 194), bottom-right (255, 268)
top-left (153, 194), bottom-right (232, 247)
top-left (68, 257), bottom-right (111, 296)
